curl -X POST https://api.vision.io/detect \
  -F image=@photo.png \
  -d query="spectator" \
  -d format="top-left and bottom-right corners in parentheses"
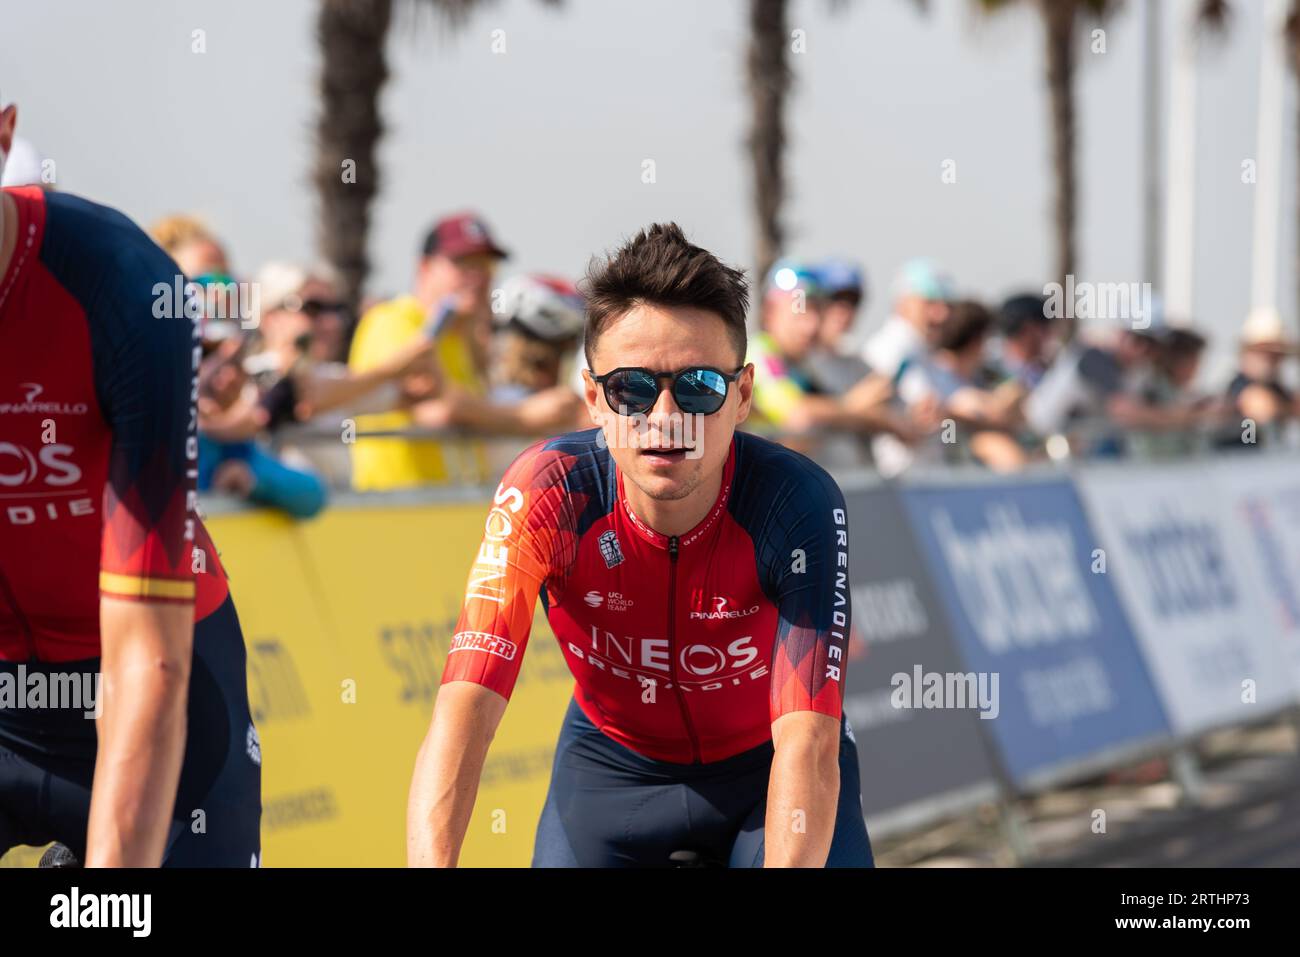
top-left (346, 211), bottom-right (505, 489)
top-left (1131, 326), bottom-right (1217, 458)
top-left (1216, 307), bottom-right (1299, 451)
top-left (197, 327), bottom-right (329, 519)
top-left (1024, 316), bottom-right (1205, 459)
top-left (746, 260), bottom-right (921, 455)
top-left (894, 300), bottom-right (1028, 472)
top-left (150, 213), bottom-right (230, 281)
top-left (802, 258), bottom-right (873, 395)
top-left (860, 258), bottom-right (954, 383)
top-left (488, 274), bottom-right (586, 403)
top-left (248, 262), bottom-right (432, 429)
top-left (992, 292), bottom-right (1054, 389)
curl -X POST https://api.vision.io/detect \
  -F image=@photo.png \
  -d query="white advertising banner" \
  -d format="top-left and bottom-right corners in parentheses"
top-left (1076, 466), bottom-right (1298, 735)
top-left (1215, 457), bottom-right (1300, 687)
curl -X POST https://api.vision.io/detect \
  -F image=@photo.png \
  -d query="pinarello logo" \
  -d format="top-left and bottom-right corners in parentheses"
top-left (689, 595), bottom-right (760, 620)
top-left (584, 590), bottom-right (603, 608)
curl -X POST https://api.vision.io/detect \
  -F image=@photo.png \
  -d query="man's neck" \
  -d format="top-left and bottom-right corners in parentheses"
top-left (0, 193), bottom-right (17, 282)
top-left (623, 466), bottom-right (724, 539)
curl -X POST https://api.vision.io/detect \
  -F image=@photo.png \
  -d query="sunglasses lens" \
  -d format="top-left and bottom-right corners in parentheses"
top-left (674, 368), bottom-right (728, 415)
top-left (604, 369), bottom-right (659, 415)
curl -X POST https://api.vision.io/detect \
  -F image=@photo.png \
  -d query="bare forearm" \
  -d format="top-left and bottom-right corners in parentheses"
top-left (763, 730), bottom-right (839, 867)
top-left (87, 647), bottom-right (191, 867)
top-left (407, 683), bottom-right (505, 866)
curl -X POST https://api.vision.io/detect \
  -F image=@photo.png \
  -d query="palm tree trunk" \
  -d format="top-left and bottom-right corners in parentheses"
top-left (1040, 0), bottom-right (1078, 293)
top-left (314, 0), bottom-right (393, 325)
top-left (746, 0), bottom-right (790, 284)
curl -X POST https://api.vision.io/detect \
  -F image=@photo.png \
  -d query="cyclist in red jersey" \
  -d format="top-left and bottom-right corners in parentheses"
top-left (408, 223), bottom-right (872, 867)
top-left (0, 102), bottom-right (260, 867)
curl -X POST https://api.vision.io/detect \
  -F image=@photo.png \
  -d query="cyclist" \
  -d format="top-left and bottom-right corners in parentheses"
top-left (408, 223), bottom-right (873, 867)
top-left (0, 102), bottom-right (261, 867)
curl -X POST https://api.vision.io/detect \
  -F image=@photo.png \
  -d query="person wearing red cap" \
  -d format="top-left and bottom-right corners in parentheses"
top-left (348, 212), bottom-right (508, 490)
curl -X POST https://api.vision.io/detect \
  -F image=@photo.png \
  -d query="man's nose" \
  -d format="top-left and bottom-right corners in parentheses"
top-left (647, 382), bottom-right (681, 421)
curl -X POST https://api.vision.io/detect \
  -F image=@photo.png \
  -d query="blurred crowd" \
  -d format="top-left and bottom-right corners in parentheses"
top-left (144, 206), bottom-right (1300, 517)
top-left (7, 135), bottom-right (1299, 518)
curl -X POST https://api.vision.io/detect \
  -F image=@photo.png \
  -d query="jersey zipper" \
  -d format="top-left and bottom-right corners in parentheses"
top-left (666, 535), bottom-right (702, 764)
top-left (0, 564), bottom-right (38, 662)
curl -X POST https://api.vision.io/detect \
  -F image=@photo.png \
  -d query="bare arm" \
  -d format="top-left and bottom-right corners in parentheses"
top-left (407, 681), bottom-right (509, 867)
top-left (764, 711), bottom-right (841, 867)
top-left (299, 338), bottom-right (437, 417)
top-left (410, 386), bottom-right (584, 437)
top-left (86, 599), bottom-right (194, 867)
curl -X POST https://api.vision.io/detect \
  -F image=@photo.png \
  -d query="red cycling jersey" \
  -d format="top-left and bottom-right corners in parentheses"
top-left (441, 428), bottom-right (853, 763)
top-left (0, 187), bottom-right (228, 663)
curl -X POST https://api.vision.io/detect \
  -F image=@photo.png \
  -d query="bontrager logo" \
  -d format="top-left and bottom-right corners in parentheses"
top-left (450, 630), bottom-right (518, 661)
top-left (689, 595), bottom-right (760, 620)
top-left (0, 382), bottom-right (89, 416)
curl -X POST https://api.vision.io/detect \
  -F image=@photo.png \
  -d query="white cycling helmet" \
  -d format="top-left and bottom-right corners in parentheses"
top-left (494, 274), bottom-right (585, 342)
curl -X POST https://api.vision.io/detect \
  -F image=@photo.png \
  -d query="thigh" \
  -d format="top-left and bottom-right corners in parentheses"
top-left (532, 700), bottom-right (696, 868)
top-left (729, 731), bottom-right (874, 869)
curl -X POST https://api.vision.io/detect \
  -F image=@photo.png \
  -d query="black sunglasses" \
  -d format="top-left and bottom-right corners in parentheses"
top-left (590, 366), bottom-right (745, 417)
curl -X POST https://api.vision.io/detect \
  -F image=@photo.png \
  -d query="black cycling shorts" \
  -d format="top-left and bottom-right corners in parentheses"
top-left (532, 696), bottom-right (874, 867)
top-left (0, 594), bottom-right (262, 867)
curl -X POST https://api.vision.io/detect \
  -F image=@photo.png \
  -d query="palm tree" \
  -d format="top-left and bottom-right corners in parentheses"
top-left (313, 0), bottom-right (554, 320)
top-left (746, 0), bottom-right (792, 284)
top-left (314, 0), bottom-right (394, 319)
top-left (977, 0), bottom-right (1119, 288)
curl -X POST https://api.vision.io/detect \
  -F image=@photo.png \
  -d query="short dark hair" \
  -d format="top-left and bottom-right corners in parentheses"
top-left (1160, 327), bottom-right (1207, 360)
top-left (938, 300), bottom-right (994, 353)
top-left (581, 223), bottom-right (750, 369)
top-left (999, 293), bottom-right (1051, 338)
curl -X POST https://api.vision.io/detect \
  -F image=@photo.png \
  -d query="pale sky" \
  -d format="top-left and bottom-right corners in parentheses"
top-left (2, 0), bottom-right (1291, 382)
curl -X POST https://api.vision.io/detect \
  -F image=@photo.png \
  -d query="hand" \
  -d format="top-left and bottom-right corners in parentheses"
top-left (211, 459), bottom-right (256, 498)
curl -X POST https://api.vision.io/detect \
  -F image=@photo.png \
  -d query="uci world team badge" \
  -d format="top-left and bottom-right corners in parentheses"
top-left (598, 530), bottom-right (625, 568)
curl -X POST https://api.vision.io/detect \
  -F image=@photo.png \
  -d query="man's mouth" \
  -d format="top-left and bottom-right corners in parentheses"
top-left (638, 446), bottom-right (692, 464)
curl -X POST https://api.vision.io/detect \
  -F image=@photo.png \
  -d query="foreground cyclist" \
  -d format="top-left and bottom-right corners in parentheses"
top-left (0, 102), bottom-right (260, 866)
top-left (408, 223), bottom-right (872, 867)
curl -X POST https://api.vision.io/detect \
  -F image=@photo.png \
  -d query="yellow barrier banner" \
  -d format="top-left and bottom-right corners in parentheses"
top-left (0, 497), bottom-right (573, 869)
top-left (291, 501), bottom-right (573, 867)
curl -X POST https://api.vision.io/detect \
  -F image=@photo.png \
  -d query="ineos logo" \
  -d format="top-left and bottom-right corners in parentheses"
top-left (0, 442), bottom-right (81, 487)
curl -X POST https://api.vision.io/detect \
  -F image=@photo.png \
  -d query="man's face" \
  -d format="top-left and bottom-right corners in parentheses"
top-left (818, 296), bottom-right (860, 349)
top-left (1015, 323), bottom-right (1050, 363)
top-left (297, 276), bottom-right (346, 362)
top-left (584, 303), bottom-right (752, 505)
top-left (900, 293), bottom-right (951, 344)
top-left (417, 251), bottom-right (498, 314)
top-left (764, 290), bottom-right (823, 362)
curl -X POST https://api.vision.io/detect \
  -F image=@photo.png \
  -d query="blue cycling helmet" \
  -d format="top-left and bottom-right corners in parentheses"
top-left (814, 259), bottom-right (866, 300)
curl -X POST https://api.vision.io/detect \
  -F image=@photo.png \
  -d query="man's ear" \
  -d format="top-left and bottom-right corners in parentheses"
top-left (734, 362), bottom-right (755, 424)
top-left (581, 367), bottom-right (603, 426)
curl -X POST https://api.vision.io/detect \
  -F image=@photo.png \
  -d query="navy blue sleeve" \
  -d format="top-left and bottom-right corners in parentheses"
top-left (731, 435), bottom-right (852, 720)
top-left (41, 192), bottom-right (200, 602)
